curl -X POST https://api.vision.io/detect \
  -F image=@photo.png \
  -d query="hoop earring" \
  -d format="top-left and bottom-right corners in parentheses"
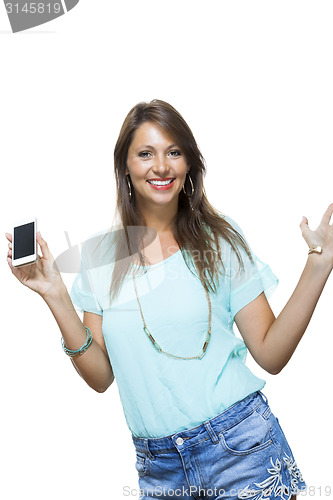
top-left (182, 173), bottom-right (194, 197)
top-left (126, 174), bottom-right (132, 202)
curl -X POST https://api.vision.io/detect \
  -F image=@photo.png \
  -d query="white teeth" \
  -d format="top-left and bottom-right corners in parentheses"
top-left (147, 179), bottom-right (174, 186)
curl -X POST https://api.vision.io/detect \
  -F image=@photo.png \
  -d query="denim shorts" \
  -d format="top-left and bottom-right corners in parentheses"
top-left (131, 391), bottom-right (307, 499)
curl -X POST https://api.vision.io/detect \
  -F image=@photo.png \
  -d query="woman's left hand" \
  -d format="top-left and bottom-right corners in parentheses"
top-left (300, 203), bottom-right (333, 266)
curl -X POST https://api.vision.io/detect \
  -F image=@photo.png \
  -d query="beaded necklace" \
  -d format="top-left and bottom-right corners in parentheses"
top-left (132, 263), bottom-right (212, 360)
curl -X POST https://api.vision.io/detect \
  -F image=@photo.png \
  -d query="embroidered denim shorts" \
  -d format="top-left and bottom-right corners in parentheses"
top-left (131, 391), bottom-right (307, 500)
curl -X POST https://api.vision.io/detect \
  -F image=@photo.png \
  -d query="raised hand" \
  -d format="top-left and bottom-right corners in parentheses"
top-left (300, 203), bottom-right (333, 266)
top-left (5, 231), bottom-right (65, 299)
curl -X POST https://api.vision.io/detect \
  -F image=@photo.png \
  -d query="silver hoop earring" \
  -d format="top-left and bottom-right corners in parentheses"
top-left (182, 173), bottom-right (194, 197)
top-left (126, 174), bottom-right (132, 202)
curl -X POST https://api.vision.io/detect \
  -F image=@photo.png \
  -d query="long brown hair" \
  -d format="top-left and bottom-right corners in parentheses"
top-left (94, 99), bottom-right (253, 307)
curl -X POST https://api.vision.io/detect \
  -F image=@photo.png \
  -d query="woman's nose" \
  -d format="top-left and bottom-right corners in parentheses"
top-left (153, 154), bottom-right (169, 174)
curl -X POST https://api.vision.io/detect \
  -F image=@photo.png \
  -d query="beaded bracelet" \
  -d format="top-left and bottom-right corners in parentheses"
top-left (61, 326), bottom-right (93, 358)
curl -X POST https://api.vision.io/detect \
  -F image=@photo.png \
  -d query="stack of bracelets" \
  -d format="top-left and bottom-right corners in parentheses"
top-left (61, 326), bottom-right (93, 358)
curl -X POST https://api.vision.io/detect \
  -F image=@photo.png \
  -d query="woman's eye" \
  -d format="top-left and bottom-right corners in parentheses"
top-left (138, 151), bottom-right (152, 158)
top-left (168, 150), bottom-right (181, 157)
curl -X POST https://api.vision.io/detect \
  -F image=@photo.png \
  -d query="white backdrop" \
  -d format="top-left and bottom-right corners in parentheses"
top-left (1, 1), bottom-right (332, 499)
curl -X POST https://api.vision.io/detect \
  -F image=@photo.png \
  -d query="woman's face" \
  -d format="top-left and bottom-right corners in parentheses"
top-left (126, 121), bottom-right (189, 210)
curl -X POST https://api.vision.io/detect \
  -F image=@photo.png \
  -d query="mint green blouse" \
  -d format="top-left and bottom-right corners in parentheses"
top-left (69, 216), bottom-right (278, 438)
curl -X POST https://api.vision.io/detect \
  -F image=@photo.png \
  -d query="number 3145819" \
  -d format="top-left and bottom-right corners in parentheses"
top-left (5, 3), bottom-right (62, 14)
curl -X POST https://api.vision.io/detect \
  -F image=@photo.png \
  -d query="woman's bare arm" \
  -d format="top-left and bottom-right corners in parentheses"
top-left (43, 285), bottom-right (114, 393)
top-left (6, 231), bottom-right (114, 393)
top-left (234, 203), bottom-right (333, 375)
top-left (235, 254), bottom-right (331, 374)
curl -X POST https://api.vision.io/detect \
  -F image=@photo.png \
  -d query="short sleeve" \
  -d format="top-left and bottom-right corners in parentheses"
top-left (225, 217), bottom-right (279, 322)
top-left (69, 247), bottom-right (103, 316)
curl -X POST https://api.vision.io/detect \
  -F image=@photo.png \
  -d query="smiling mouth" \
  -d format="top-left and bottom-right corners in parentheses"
top-left (146, 178), bottom-right (175, 186)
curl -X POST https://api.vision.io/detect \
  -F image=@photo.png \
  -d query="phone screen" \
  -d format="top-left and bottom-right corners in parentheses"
top-left (14, 222), bottom-right (35, 260)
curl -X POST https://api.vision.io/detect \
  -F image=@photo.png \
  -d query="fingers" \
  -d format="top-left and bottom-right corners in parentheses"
top-left (6, 232), bottom-right (13, 259)
top-left (301, 203), bottom-right (333, 233)
top-left (299, 215), bottom-right (309, 233)
top-left (299, 216), bottom-right (313, 245)
top-left (5, 232), bottom-right (52, 266)
top-left (7, 254), bottom-right (15, 270)
top-left (6, 255), bottom-right (14, 271)
top-left (6, 249), bottom-right (17, 274)
top-left (321, 202), bottom-right (333, 226)
top-left (36, 232), bottom-right (53, 262)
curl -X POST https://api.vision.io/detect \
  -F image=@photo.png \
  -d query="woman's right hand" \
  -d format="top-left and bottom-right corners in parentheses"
top-left (5, 231), bottom-right (65, 299)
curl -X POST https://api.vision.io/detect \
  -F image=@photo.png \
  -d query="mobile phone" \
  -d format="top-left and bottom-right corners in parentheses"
top-left (12, 217), bottom-right (38, 268)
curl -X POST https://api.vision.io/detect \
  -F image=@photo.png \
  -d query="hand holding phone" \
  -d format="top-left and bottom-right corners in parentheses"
top-left (5, 218), bottom-right (65, 299)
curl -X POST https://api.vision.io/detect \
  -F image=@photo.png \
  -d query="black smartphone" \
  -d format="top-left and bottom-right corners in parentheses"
top-left (12, 216), bottom-right (38, 267)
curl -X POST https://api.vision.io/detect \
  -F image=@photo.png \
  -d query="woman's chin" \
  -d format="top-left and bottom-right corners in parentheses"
top-left (137, 195), bottom-right (179, 210)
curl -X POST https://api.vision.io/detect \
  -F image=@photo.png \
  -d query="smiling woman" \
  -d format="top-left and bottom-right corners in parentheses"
top-left (126, 121), bottom-right (189, 204)
top-left (108, 99), bottom-right (257, 308)
top-left (6, 99), bottom-right (333, 500)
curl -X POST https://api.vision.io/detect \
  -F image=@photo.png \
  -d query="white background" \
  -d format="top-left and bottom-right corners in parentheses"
top-left (1, 1), bottom-right (332, 499)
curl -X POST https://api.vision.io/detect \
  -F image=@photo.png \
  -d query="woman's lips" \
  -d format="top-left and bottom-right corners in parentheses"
top-left (146, 178), bottom-right (176, 190)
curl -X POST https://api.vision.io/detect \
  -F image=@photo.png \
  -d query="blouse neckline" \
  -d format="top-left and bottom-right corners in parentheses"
top-left (132, 248), bottom-right (182, 269)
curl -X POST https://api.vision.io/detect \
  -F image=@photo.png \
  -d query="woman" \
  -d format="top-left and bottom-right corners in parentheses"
top-left (5, 99), bottom-right (333, 500)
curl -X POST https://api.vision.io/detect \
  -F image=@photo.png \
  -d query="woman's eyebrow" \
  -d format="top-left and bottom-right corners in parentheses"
top-left (136, 143), bottom-right (179, 150)
top-left (138, 144), bottom-right (155, 150)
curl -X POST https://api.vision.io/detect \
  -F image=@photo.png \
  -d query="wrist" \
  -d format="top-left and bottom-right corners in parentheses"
top-left (42, 282), bottom-right (69, 304)
top-left (306, 251), bottom-right (333, 275)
